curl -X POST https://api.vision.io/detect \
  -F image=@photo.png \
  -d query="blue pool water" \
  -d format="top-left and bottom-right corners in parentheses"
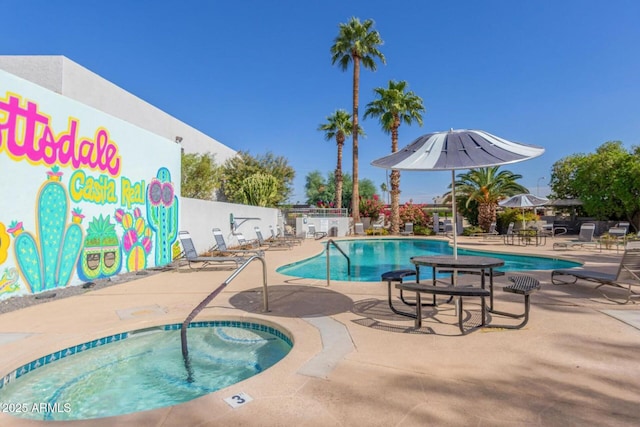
top-left (0, 321), bottom-right (292, 421)
top-left (276, 238), bottom-right (581, 281)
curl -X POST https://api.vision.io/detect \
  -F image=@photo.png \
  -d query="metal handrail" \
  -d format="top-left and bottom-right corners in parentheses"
top-left (181, 255), bottom-right (268, 382)
top-left (326, 239), bottom-right (350, 286)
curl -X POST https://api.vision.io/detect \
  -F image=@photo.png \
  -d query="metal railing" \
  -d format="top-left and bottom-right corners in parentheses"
top-left (180, 255), bottom-right (268, 382)
top-left (326, 239), bottom-right (350, 286)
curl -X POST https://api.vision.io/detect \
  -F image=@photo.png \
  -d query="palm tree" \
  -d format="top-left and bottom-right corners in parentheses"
top-left (364, 80), bottom-right (425, 234)
top-left (453, 167), bottom-right (528, 231)
top-left (318, 109), bottom-right (361, 210)
top-left (331, 17), bottom-right (385, 222)
top-left (380, 182), bottom-right (389, 205)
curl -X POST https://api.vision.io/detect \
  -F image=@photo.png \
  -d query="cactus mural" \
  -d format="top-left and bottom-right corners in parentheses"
top-left (11, 172), bottom-right (84, 293)
top-left (114, 208), bottom-right (152, 272)
top-left (146, 168), bottom-right (178, 266)
top-left (77, 214), bottom-right (123, 281)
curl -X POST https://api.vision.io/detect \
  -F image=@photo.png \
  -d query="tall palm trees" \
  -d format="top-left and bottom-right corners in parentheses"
top-left (454, 167), bottom-right (528, 231)
top-left (318, 109), bottom-right (357, 210)
top-left (364, 80), bottom-right (425, 233)
top-left (331, 17), bottom-right (385, 222)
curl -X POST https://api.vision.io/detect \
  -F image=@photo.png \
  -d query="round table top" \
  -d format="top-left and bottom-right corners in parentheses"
top-left (410, 255), bottom-right (505, 269)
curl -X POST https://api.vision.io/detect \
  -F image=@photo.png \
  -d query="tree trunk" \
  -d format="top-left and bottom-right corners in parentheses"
top-left (390, 118), bottom-right (401, 234)
top-left (335, 139), bottom-right (344, 209)
top-left (390, 170), bottom-right (400, 234)
top-left (478, 203), bottom-right (493, 231)
top-left (351, 56), bottom-right (361, 222)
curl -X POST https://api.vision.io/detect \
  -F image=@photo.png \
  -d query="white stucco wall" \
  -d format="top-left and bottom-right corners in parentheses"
top-left (180, 198), bottom-right (282, 254)
top-left (0, 55), bottom-right (237, 161)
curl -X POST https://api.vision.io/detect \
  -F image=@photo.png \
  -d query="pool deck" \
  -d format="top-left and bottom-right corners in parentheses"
top-left (1, 235), bottom-right (639, 426)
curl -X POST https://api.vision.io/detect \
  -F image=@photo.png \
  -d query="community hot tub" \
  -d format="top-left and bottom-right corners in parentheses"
top-left (0, 319), bottom-right (293, 421)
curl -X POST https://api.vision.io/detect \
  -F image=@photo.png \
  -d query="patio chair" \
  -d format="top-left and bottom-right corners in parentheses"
top-left (552, 223), bottom-right (596, 250)
top-left (503, 222), bottom-right (516, 245)
top-left (308, 223), bottom-right (327, 239)
top-left (476, 222), bottom-right (501, 239)
top-left (254, 226), bottom-right (293, 249)
top-left (400, 222), bottom-right (414, 236)
top-left (211, 228), bottom-right (265, 257)
top-left (371, 214), bottom-right (385, 235)
top-left (603, 226), bottom-right (628, 253)
top-left (551, 241), bottom-right (640, 304)
top-left (235, 232), bottom-right (261, 249)
top-left (354, 222), bottom-right (366, 236)
top-left (178, 231), bottom-right (248, 270)
top-left (616, 221), bottom-right (630, 234)
top-left (270, 225), bottom-right (302, 245)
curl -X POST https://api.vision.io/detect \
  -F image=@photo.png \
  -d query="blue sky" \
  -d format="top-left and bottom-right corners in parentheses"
top-left (5, 1), bottom-right (640, 204)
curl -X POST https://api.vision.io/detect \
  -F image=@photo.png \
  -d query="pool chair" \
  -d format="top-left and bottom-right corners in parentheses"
top-left (502, 222), bottom-right (516, 245)
top-left (308, 224), bottom-right (327, 239)
top-left (254, 226), bottom-right (293, 250)
top-left (552, 223), bottom-right (597, 251)
top-left (354, 222), bottom-right (366, 236)
top-left (270, 225), bottom-right (303, 245)
top-left (474, 222), bottom-right (501, 239)
top-left (178, 231), bottom-right (249, 270)
top-left (371, 214), bottom-right (385, 235)
top-left (400, 222), bottom-right (414, 236)
top-left (211, 228), bottom-right (265, 257)
top-left (551, 241), bottom-right (640, 304)
top-left (234, 232), bottom-right (261, 249)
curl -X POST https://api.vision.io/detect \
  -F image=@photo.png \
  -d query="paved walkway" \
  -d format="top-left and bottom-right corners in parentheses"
top-left (0, 235), bottom-right (639, 426)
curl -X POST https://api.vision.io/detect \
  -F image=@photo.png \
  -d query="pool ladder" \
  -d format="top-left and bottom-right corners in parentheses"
top-left (180, 255), bottom-right (269, 382)
top-left (326, 239), bottom-right (350, 286)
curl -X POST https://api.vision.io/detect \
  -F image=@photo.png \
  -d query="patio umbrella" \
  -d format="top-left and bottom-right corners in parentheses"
top-left (499, 193), bottom-right (549, 229)
top-left (371, 129), bottom-right (545, 258)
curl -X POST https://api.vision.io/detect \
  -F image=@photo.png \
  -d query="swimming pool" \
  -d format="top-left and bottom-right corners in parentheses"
top-left (276, 238), bottom-right (581, 281)
top-left (0, 320), bottom-right (292, 421)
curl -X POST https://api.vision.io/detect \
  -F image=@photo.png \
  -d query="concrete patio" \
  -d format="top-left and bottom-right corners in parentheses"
top-left (0, 235), bottom-right (639, 426)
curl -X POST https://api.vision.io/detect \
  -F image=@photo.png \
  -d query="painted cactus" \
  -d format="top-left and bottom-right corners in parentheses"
top-left (114, 207), bottom-right (152, 272)
top-left (12, 177), bottom-right (83, 293)
top-left (146, 168), bottom-right (178, 266)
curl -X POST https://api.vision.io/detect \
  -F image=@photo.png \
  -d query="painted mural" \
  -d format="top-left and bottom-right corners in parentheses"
top-left (0, 69), bottom-right (181, 301)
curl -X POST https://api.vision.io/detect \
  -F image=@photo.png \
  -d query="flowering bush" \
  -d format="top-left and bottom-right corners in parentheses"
top-left (359, 195), bottom-right (384, 218)
top-left (399, 200), bottom-right (428, 226)
top-left (316, 200), bottom-right (335, 208)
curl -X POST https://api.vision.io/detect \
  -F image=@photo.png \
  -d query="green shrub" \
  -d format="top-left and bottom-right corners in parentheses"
top-left (462, 226), bottom-right (484, 236)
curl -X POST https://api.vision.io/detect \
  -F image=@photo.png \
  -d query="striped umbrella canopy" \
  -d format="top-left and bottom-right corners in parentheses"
top-left (500, 194), bottom-right (549, 229)
top-left (372, 129), bottom-right (545, 257)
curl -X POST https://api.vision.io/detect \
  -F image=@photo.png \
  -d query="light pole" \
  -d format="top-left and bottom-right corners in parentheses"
top-left (536, 177), bottom-right (545, 196)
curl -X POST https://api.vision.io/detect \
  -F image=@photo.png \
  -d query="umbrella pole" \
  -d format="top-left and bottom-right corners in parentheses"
top-left (452, 170), bottom-right (458, 259)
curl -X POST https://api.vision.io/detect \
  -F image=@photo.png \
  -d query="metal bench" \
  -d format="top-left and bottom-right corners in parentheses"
top-left (487, 275), bottom-right (540, 329)
top-left (395, 281), bottom-right (490, 334)
top-left (381, 269), bottom-right (422, 318)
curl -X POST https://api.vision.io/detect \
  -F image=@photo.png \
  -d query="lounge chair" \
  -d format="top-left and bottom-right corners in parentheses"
top-left (473, 222), bottom-right (500, 239)
top-left (178, 231), bottom-right (248, 270)
top-left (211, 228), bottom-right (264, 257)
top-left (400, 222), bottom-right (414, 236)
top-left (305, 223), bottom-right (327, 239)
top-left (270, 225), bottom-right (303, 245)
top-left (503, 222), bottom-right (515, 245)
top-left (354, 222), bottom-right (366, 236)
top-left (552, 223), bottom-right (596, 250)
top-left (551, 241), bottom-right (640, 304)
top-left (235, 232), bottom-right (261, 249)
top-left (602, 226), bottom-right (628, 253)
top-left (371, 214), bottom-right (385, 235)
top-left (254, 226), bottom-right (293, 249)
